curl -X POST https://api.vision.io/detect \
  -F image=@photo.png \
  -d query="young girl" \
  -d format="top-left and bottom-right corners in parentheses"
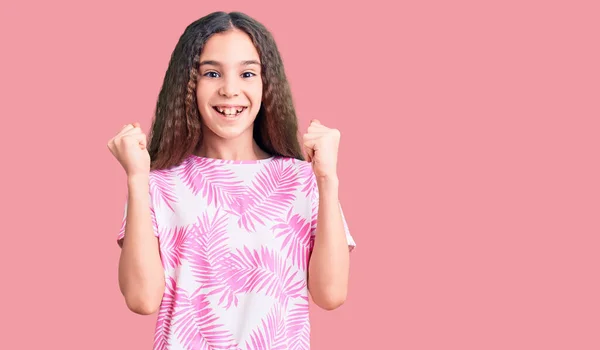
top-left (107, 11), bottom-right (356, 350)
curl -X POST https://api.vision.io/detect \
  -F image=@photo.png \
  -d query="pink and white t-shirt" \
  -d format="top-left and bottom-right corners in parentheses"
top-left (117, 154), bottom-right (355, 350)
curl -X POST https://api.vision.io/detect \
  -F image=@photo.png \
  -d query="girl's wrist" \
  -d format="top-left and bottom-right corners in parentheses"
top-left (127, 174), bottom-right (150, 189)
top-left (317, 175), bottom-right (339, 198)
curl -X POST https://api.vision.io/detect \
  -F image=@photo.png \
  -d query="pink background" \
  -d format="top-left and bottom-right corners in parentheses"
top-left (2, 0), bottom-right (599, 349)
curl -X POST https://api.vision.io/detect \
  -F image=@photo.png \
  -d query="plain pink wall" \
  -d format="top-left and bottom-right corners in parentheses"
top-left (2, 0), bottom-right (599, 349)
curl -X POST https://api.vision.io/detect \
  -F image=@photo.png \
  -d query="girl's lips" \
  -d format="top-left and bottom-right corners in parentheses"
top-left (213, 105), bottom-right (247, 112)
top-left (213, 105), bottom-right (248, 115)
top-left (213, 106), bottom-right (247, 120)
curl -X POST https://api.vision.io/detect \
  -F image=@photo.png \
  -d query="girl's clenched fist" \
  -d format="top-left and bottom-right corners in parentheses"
top-left (107, 122), bottom-right (150, 178)
top-left (303, 119), bottom-right (341, 180)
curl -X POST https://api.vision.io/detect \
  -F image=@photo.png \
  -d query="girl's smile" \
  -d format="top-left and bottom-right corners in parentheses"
top-left (212, 105), bottom-right (248, 119)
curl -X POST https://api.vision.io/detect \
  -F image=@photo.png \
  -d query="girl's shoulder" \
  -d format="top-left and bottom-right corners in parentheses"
top-left (245, 156), bottom-right (316, 183)
top-left (272, 156), bottom-right (313, 171)
top-left (274, 156), bottom-right (317, 184)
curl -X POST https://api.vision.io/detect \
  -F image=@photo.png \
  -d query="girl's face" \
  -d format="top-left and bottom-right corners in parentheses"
top-left (196, 29), bottom-right (263, 142)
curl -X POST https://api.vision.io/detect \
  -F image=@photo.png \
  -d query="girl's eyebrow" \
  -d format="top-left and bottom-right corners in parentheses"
top-left (241, 60), bottom-right (261, 67)
top-left (199, 60), bottom-right (261, 67)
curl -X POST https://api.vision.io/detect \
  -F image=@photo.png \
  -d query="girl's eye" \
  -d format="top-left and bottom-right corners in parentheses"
top-left (242, 72), bottom-right (256, 78)
top-left (204, 71), bottom-right (220, 78)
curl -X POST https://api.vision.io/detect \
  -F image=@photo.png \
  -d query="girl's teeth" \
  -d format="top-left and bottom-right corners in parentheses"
top-left (217, 107), bottom-right (243, 115)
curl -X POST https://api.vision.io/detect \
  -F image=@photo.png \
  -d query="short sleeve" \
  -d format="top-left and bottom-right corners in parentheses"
top-left (309, 175), bottom-right (356, 252)
top-left (116, 191), bottom-right (159, 248)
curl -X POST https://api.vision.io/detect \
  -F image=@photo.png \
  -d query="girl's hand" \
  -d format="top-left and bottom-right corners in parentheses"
top-left (107, 122), bottom-right (151, 178)
top-left (303, 119), bottom-right (341, 180)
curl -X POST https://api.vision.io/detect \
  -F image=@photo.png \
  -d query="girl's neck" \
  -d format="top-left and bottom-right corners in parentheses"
top-left (195, 133), bottom-right (271, 162)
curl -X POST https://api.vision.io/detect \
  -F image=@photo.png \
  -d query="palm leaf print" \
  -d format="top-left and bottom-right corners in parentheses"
top-left (172, 287), bottom-right (237, 350)
top-left (158, 225), bottom-right (193, 270)
top-left (150, 169), bottom-right (178, 212)
top-left (271, 207), bottom-right (313, 270)
top-left (229, 246), bottom-right (305, 304)
top-left (153, 276), bottom-right (177, 350)
top-left (232, 160), bottom-right (300, 232)
top-left (182, 209), bottom-right (242, 309)
top-left (309, 178), bottom-right (319, 234)
top-left (286, 296), bottom-right (311, 350)
top-left (298, 161), bottom-right (316, 196)
top-left (244, 304), bottom-right (288, 350)
top-left (178, 156), bottom-right (246, 208)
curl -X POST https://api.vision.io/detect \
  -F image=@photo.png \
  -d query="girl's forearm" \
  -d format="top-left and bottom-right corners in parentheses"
top-left (118, 175), bottom-right (165, 315)
top-left (308, 176), bottom-right (350, 310)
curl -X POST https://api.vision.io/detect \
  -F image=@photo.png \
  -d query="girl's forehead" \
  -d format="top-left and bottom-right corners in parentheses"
top-left (200, 30), bottom-right (260, 62)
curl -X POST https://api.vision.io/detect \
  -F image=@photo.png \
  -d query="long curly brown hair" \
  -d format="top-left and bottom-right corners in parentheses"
top-left (146, 11), bottom-right (305, 170)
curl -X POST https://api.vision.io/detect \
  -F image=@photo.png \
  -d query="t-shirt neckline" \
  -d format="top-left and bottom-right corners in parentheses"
top-left (188, 154), bottom-right (276, 165)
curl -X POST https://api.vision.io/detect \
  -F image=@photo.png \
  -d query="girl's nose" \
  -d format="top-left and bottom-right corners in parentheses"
top-left (218, 77), bottom-right (240, 97)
